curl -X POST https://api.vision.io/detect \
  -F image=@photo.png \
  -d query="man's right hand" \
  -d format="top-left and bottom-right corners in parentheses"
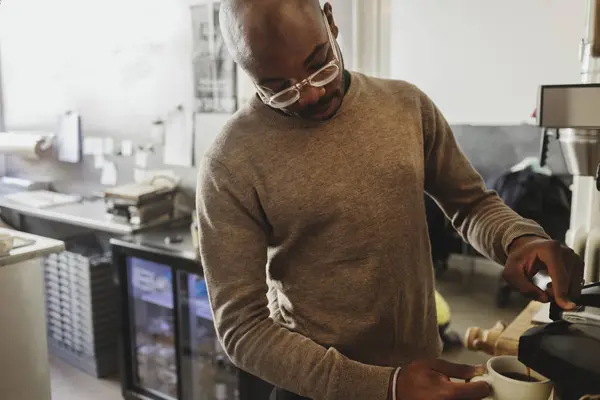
top-left (393, 359), bottom-right (491, 400)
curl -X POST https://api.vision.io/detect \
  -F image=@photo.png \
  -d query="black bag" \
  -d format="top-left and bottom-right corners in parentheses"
top-left (425, 194), bottom-right (452, 264)
top-left (487, 166), bottom-right (571, 243)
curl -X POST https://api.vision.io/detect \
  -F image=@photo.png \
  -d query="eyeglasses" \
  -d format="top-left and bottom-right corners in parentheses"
top-left (257, 13), bottom-right (341, 109)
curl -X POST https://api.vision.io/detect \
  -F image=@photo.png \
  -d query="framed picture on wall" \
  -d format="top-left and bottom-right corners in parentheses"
top-left (190, 0), bottom-right (238, 114)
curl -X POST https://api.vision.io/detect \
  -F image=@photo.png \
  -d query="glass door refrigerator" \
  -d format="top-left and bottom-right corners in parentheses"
top-left (111, 229), bottom-right (241, 400)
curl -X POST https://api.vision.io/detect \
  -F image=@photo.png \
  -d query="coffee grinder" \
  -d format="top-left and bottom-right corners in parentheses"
top-left (518, 2), bottom-right (600, 396)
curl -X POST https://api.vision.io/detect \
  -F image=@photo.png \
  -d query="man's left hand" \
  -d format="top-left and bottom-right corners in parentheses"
top-left (504, 236), bottom-right (584, 310)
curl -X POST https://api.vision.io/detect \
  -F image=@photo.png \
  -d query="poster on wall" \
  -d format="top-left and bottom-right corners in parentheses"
top-left (190, 0), bottom-right (238, 114)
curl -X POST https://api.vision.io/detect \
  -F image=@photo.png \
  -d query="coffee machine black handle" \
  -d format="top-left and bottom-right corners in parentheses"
top-left (550, 301), bottom-right (564, 321)
top-left (539, 128), bottom-right (550, 167)
top-left (539, 128), bottom-right (559, 168)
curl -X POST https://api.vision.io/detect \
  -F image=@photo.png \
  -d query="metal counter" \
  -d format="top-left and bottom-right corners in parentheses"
top-left (0, 197), bottom-right (181, 235)
top-left (110, 224), bottom-right (197, 262)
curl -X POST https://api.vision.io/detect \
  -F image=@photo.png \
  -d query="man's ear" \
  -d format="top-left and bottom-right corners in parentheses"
top-left (323, 2), bottom-right (339, 38)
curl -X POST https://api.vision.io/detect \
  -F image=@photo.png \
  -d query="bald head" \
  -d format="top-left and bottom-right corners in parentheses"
top-left (220, 0), bottom-right (346, 121)
top-left (220, 0), bottom-right (325, 69)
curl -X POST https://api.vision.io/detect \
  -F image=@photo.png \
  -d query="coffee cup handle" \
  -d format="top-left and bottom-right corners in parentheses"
top-left (470, 374), bottom-right (494, 400)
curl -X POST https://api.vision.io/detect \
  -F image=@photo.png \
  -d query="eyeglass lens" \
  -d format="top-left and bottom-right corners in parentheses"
top-left (270, 64), bottom-right (339, 107)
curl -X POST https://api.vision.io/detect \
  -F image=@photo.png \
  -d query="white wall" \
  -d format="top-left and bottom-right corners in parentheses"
top-left (1, 0), bottom-right (190, 133)
top-left (0, 0), bottom-right (357, 143)
top-left (323, 0), bottom-right (354, 71)
top-left (390, 0), bottom-right (588, 125)
top-left (0, 46), bottom-right (5, 132)
top-left (0, 0), bottom-right (258, 158)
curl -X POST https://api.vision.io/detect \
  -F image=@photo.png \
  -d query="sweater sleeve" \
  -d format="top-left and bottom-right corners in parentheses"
top-left (417, 89), bottom-right (550, 264)
top-left (196, 156), bottom-right (395, 400)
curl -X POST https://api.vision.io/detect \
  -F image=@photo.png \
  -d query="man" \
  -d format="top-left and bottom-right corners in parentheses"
top-left (196, 1), bottom-right (584, 399)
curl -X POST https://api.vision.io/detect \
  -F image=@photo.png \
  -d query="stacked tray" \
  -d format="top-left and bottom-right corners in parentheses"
top-left (43, 243), bottom-right (119, 378)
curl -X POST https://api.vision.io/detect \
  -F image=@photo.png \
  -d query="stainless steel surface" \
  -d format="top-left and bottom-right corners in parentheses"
top-left (0, 197), bottom-right (178, 235)
top-left (554, 0), bottom-right (600, 177)
top-left (583, 0), bottom-right (600, 83)
top-left (536, 2), bottom-right (600, 176)
top-left (559, 129), bottom-right (600, 176)
top-left (0, 177), bottom-right (51, 191)
top-left (111, 225), bottom-right (197, 261)
top-left (563, 307), bottom-right (600, 326)
top-left (538, 85), bottom-right (600, 128)
top-left (582, 43), bottom-right (600, 83)
top-left (585, 0), bottom-right (600, 57)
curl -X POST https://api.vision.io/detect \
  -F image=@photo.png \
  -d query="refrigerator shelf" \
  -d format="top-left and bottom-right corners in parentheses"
top-left (140, 292), bottom-right (174, 310)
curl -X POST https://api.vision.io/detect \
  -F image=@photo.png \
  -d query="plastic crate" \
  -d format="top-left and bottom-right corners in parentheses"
top-left (43, 234), bottom-right (119, 378)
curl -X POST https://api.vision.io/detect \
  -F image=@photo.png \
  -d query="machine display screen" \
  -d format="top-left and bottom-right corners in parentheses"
top-left (538, 84), bottom-right (600, 128)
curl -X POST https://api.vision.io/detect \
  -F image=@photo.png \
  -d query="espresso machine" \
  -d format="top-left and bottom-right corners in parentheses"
top-left (519, 285), bottom-right (600, 399)
top-left (518, 1), bottom-right (600, 398)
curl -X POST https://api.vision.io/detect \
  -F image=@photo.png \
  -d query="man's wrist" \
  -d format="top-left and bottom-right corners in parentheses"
top-left (507, 234), bottom-right (547, 255)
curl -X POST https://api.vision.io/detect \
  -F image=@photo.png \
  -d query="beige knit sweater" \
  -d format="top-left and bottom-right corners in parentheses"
top-left (196, 72), bottom-right (548, 400)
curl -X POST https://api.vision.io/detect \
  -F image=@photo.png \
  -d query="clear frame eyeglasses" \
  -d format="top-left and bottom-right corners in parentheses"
top-left (256, 13), bottom-right (341, 109)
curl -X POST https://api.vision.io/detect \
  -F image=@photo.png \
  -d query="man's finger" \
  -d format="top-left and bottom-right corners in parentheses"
top-left (545, 281), bottom-right (555, 300)
top-left (430, 359), bottom-right (486, 379)
top-left (537, 250), bottom-right (575, 309)
top-left (564, 250), bottom-right (584, 301)
top-left (504, 265), bottom-right (549, 303)
top-left (448, 381), bottom-right (492, 400)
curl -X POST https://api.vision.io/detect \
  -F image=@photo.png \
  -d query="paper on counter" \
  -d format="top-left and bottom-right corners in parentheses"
top-left (163, 107), bottom-right (193, 167)
top-left (121, 140), bottom-right (134, 156)
top-left (103, 137), bottom-right (115, 155)
top-left (82, 137), bottom-right (94, 155)
top-left (151, 121), bottom-right (165, 145)
top-left (133, 168), bottom-right (146, 184)
top-left (100, 161), bottom-right (118, 186)
top-left (83, 137), bottom-right (104, 156)
top-left (3, 190), bottom-right (81, 208)
top-left (531, 302), bottom-right (552, 324)
top-left (135, 150), bottom-right (149, 168)
top-left (94, 153), bottom-right (105, 169)
top-left (56, 112), bottom-right (81, 163)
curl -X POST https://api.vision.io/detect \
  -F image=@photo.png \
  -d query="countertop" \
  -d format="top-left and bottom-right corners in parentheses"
top-left (495, 301), bottom-right (543, 356)
top-left (110, 223), bottom-right (197, 262)
top-left (0, 196), bottom-right (183, 235)
top-left (0, 227), bottom-right (64, 267)
top-left (466, 301), bottom-right (544, 357)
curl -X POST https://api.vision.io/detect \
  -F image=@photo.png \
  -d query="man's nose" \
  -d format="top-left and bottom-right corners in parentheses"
top-left (298, 86), bottom-right (326, 106)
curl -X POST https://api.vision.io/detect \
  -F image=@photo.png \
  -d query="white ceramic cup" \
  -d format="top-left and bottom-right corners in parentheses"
top-left (471, 356), bottom-right (553, 400)
top-left (0, 233), bottom-right (14, 255)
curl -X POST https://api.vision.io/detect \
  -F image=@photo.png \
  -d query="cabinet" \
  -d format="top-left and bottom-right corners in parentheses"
top-left (389, 0), bottom-right (588, 125)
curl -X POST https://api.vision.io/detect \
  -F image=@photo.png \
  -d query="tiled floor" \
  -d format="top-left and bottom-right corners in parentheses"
top-left (49, 256), bottom-right (526, 399)
top-left (436, 257), bottom-right (527, 366)
top-left (50, 355), bottom-right (121, 400)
